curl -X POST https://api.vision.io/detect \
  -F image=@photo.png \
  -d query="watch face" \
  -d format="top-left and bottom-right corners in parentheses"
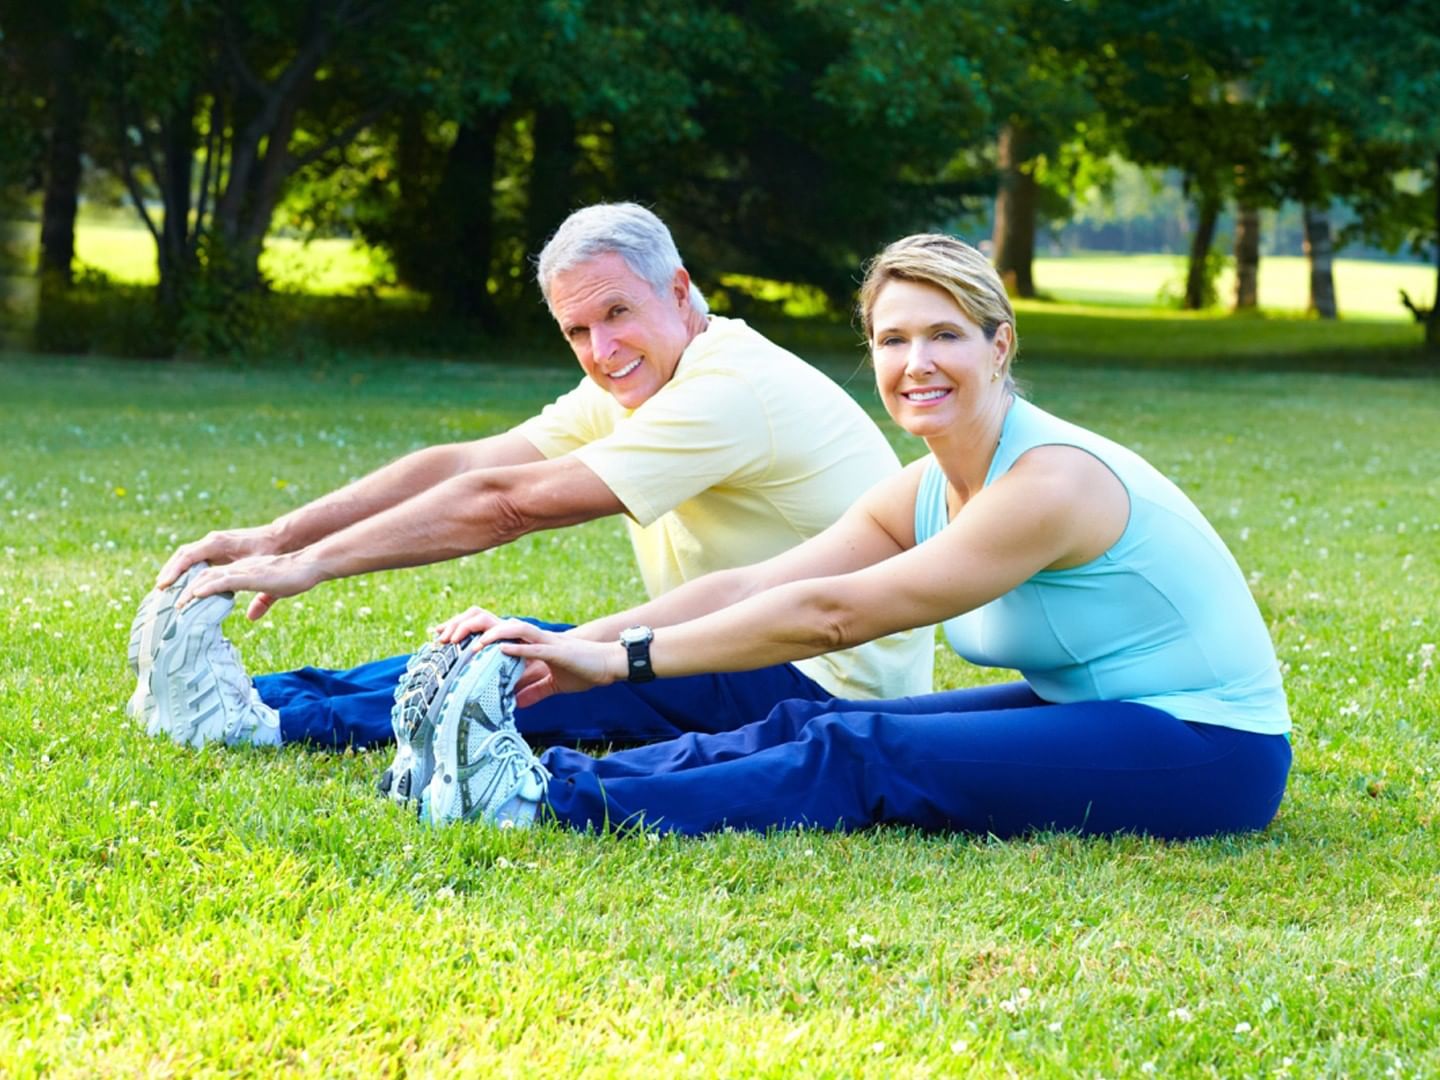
top-left (620, 626), bottom-right (652, 645)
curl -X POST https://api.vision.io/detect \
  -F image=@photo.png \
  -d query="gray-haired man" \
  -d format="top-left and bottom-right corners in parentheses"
top-left (131, 202), bottom-right (931, 803)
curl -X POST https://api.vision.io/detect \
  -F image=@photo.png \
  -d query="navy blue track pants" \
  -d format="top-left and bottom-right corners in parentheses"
top-left (255, 636), bottom-right (1290, 840)
top-left (541, 682), bottom-right (1291, 840)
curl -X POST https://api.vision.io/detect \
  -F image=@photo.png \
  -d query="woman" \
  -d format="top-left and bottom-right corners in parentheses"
top-left (428, 233), bottom-right (1291, 839)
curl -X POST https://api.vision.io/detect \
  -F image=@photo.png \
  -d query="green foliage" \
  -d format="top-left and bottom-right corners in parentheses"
top-left (1158, 246), bottom-right (1232, 310)
top-left (174, 237), bottom-right (276, 358)
top-left (1, 332), bottom-right (1438, 1072)
top-left (30, 265), bottom-right (173, 357)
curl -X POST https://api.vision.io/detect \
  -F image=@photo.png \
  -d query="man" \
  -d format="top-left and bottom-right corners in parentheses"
top-left (130, 202), bottom-right (932, 802)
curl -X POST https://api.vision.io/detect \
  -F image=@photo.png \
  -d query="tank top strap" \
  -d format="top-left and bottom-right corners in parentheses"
top-left (913, 456), bottom-right (949, 545)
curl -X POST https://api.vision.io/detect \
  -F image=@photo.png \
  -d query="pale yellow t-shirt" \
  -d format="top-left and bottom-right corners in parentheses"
top-left (516, 316), bottom-right (933, 700)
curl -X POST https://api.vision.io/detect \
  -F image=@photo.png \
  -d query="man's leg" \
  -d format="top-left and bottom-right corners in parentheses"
top-left (540, 684), bottom-right (1292, 838)
top-left (250, 615), bottom-right (835, 750)
top-left (254, 654), bottom-right (409, 748)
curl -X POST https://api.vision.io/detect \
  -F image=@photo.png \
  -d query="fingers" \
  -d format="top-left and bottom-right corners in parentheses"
top-left (432, 606), bottom-right (501, 644)
top-left (475, 619), bottom-right (549, 649)
top-left (247, 593), bottom-right (276, 621)
top-left (176, 563), bottom-right (233, 608)
top-left (515, 675), bottom-right (557, 710)
top-left (156, 544), bottom-right (205, 589)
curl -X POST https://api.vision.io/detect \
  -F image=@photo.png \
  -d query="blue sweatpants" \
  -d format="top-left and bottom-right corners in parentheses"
top-left (252, 620), bottom-right (833, 749)
top-left (540, 682), bottom-right (1292, 840)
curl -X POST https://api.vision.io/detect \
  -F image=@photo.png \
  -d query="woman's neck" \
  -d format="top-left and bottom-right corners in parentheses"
top-left (925, 391), bottom-right (1013, 507)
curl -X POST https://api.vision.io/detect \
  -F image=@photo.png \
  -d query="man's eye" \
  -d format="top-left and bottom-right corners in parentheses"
top-left (609, 306), bottom-right (628, 319)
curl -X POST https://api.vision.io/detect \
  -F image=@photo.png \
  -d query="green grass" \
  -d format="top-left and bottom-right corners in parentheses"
top-left (8, 220), bottom-right (1436, 323)
top-left (8, 219), bottom-right (392, 295)
top-left (2, 314), bottom-right (1439, 1075)
top-left (1034, 252), bottom-right (1436, 320)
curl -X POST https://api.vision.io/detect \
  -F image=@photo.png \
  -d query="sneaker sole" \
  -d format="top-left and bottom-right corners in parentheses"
top-left (377, 635), bottom-right (478, 806)
top-left (125, 562), bottom-right (208, 727)
top-left (149, 592), bottom-right (237, 748)
top-left (421, 648), bottom-right (524, 825)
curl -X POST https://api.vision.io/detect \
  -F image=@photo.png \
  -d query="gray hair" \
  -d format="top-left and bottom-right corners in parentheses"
top-left (537, 202), bottom-right (708, 316)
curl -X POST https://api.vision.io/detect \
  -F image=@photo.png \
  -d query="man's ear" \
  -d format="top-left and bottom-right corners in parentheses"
top-left (671, 267), bottom-right (692, 309)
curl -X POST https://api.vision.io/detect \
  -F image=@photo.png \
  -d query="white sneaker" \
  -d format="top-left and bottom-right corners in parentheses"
top-left (148, 590), bottom-right (281, 749)
top-left (378, 635), bottom-right (484, 807)
top-left (419, 646), bottom-right (547, 828)
top-left (125, 561), bottom-right (208, 728)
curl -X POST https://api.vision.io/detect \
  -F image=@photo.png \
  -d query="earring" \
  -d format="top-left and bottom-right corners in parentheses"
top-left (991, 368), bottom-right (1002, 383)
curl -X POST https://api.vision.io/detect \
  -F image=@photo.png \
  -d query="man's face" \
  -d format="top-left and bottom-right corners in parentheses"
top-left (548, 252), bottom-right (697, 410)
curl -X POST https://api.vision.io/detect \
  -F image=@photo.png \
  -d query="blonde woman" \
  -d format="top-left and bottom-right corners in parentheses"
top-left (427, 233), bottom-right (1291, 838)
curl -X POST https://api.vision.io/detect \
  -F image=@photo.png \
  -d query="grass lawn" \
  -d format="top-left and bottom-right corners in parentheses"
top-left (2, 313), bottom-right (1439, 1074)
top-left (1033, 252), bottom-right (1436, 321)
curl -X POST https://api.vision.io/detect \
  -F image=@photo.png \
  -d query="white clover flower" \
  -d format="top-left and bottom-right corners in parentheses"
top-left (1234, 1021), bottom-right (1252, 1034)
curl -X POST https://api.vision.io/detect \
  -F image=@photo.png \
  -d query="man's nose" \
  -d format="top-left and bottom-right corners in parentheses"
top-left (590, 324), bottom-right (616, 362)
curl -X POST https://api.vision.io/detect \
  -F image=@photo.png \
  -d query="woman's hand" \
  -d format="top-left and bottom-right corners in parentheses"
top-left (475, 619), bottom-right (627, 703)
top-left (432, 605), bottom-right (504, 644)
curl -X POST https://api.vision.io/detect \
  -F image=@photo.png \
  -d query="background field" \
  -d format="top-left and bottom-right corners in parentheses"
top-left (6, 218), bottom-right (1437, 321)
top-left (2, 312), bottom-right (1438, 1074)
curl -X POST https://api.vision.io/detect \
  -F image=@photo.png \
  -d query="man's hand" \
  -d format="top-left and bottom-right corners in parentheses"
top-left (475, 619), bottom-right (627, 699)
top-left (177, 552), bottom-right (324, 621)
top-left (157, 525), bottom-right (282, 589)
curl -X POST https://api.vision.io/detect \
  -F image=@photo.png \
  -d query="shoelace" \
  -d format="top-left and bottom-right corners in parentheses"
top-left (470, 729), bottom-right (551, 790)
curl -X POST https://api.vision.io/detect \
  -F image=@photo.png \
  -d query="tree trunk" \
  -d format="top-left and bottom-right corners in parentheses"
top-left (525, 105), bottom-right (578, 256)
top-left (1302, 203), bottom-right (1337, 319)
top-left (430, 108), bottom-right (503, 327)
top-left (1233, 201), bottom-right (1260, 310)
top-left (992, 123), bottom-right (1037, 298)
top-left (37, 37), bottom-right (82, 286)
top-left (1429, 153), bottom-right (1440, 350)
top-left (1184, 188), bottom-right (1221, 310)
top-left (152, 98), bottom-right (198, 319)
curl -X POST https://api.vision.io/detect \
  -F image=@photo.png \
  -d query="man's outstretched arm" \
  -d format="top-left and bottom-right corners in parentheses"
top-left (177, 454), bottom-right (624, 620)
top-left (156, 430), bottom-right (545, 587)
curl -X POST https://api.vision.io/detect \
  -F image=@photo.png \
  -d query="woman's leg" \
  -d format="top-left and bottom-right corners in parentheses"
top-left (541, 690), bottom-right (1292, 838)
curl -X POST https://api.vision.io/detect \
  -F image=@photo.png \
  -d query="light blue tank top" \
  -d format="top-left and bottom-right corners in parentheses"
top-left (914, 396), bottom-right (1289, 734)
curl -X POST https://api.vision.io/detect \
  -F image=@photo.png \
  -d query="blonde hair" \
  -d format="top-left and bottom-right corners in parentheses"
top-left (858, 234), bottom-right (1018, 371)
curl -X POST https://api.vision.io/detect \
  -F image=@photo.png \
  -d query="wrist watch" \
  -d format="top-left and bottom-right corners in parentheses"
top-left (618, 625), bottom-right (656, 683)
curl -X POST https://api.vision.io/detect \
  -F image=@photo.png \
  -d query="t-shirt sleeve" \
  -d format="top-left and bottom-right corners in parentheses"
top-left (513, 379), bottom-right (610, 458)
top-left (572, 371), bottom-right (773, 527)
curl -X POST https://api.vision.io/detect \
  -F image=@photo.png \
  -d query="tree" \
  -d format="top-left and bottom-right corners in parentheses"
top-left (1085, 1), bottom-right (1273, 311)
top-left (88, 0), bottom-right (474, 349)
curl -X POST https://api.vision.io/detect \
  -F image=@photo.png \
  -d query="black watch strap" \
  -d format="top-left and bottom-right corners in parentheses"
top-left (620, 626), bottom-right (656, 683)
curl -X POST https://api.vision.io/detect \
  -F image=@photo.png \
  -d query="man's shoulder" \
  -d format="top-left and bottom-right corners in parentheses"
top-left (675, 317), bottom-right (831, 390)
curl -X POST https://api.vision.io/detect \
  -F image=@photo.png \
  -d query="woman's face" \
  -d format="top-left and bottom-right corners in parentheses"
top-left (869, 278), bottom-right (1011, 439)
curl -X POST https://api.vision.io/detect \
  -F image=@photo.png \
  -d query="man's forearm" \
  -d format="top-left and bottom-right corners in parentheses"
top-left (299, 456), bottom-right (621, 585)
top-left (269, 436), bottom-right (537, 552)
